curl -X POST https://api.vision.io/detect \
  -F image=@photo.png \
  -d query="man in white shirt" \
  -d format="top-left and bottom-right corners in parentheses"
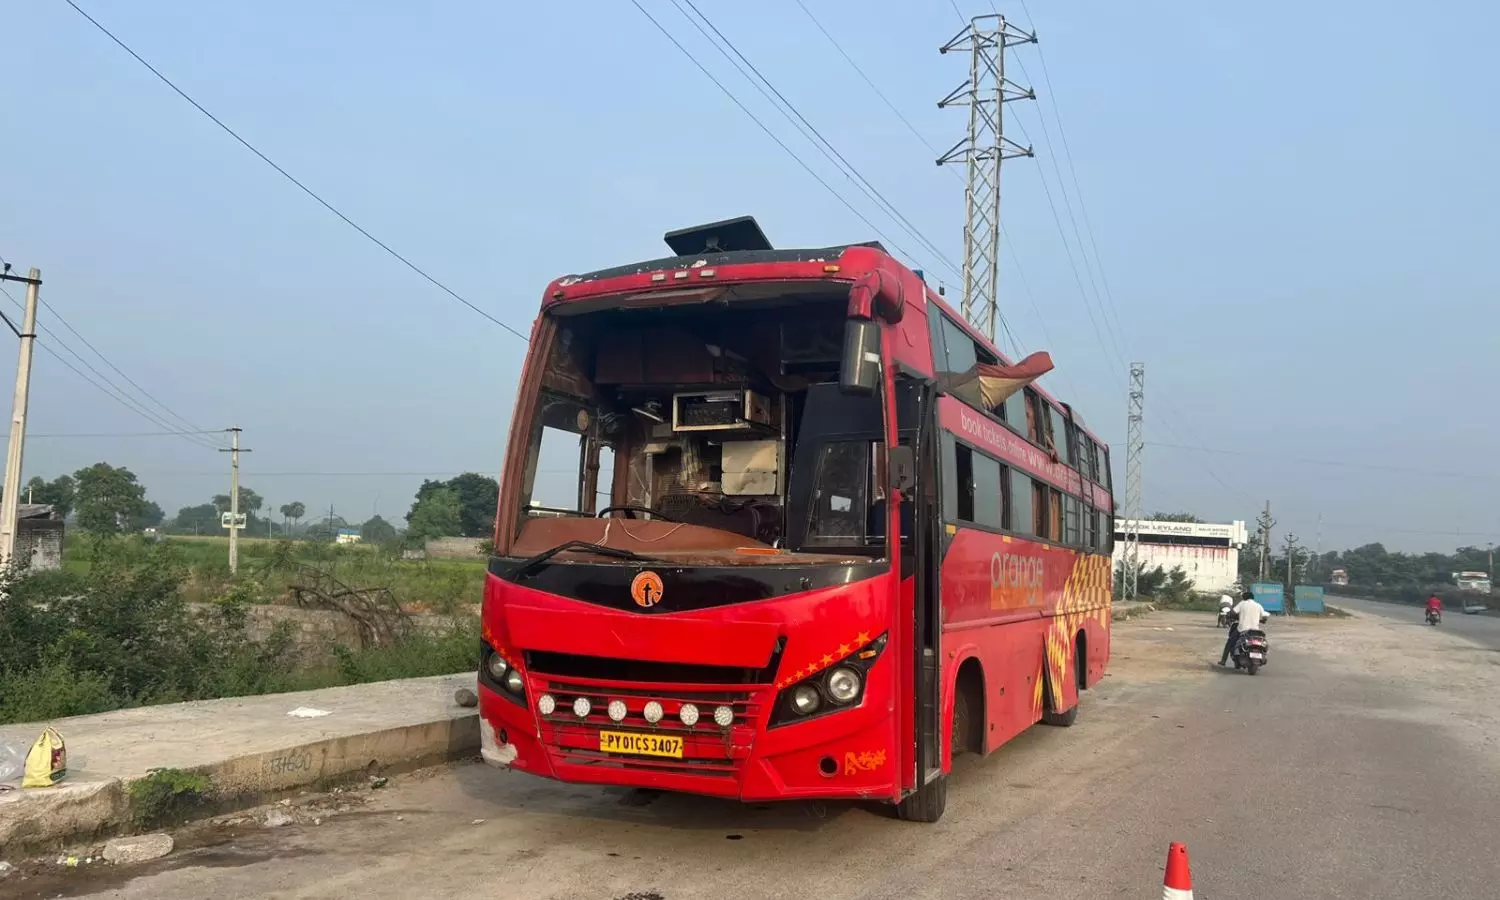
top-left (1220, 592), bottom-right (1266, 667)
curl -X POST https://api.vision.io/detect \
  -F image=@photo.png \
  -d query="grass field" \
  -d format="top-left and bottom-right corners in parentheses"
top-left (63, 534), bottom-right (488, 613)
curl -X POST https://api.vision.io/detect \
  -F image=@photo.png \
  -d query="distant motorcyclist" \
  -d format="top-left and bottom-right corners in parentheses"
top-left (1220, 591), bottom-right (1266, 667)
top-left (1217, 594), bottom-right (1234, 627)
top-left (1426, 594), bottom-right (1442, 622)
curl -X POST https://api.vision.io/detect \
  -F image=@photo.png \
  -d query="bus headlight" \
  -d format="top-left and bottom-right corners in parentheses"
top-left (643, 700), bottom-right (664, 724)
top-left (713, 705), bottom-right (735, 727)
top-left (770, 632), bottom-right (887, 727)
top-left (826, 667), bottom-right (861, 704)
top-left (537, 693), bottom-right (556, 716)
top-left (791, 685), bottom-right (821, 715)
top-left (485, 653), bottom-right (509, 682)
top-left (503, 669), bottom-right (524, 695)
top-left (679, 703), bottom-right (700, 726)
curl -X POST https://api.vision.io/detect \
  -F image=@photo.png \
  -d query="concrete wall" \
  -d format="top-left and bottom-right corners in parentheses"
top-left (186, 603), bottom-right (478, 666)
top-left (18, 518), bottom-right (64, 571)
top-left (424, 537), bottom-right (487, 559)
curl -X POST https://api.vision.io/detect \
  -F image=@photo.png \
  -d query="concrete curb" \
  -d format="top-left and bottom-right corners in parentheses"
top-left (0, 702), bottom-right (479, 856)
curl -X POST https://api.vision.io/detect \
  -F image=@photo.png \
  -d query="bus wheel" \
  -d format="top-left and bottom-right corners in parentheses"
top-left (1041, 675), bottom-right (1079, 727)
top-left (895, 774), bottom-right (948, 823)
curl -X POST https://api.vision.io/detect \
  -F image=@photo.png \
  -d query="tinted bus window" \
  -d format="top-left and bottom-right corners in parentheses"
top-left (1048, 406), bottom-right (1069, 463)
top-left (972, 452), bottom-right (1004, 530)
top-left (1010, 469), bottom-right (1034, 536)
top-left (1064, 495), bottom-right (1082, 545)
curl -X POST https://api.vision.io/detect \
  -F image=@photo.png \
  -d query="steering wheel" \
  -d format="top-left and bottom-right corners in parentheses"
top-left (597, 505), bottom-right (677, 522)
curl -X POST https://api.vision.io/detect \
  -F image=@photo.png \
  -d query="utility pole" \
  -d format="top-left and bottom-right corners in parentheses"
top-left (1283, 532), bottom-right (1301, 588)
top-left (1256, 501), bottom-right (1275, 581)
top-left (327, 503), bottom-right (336, 543)
top-left (1312, 512), bottom-right (1322, 583)
top-left (938, 13), bottom-right (1036, 343)
top-left (219, 427), bottom-right (250, 574)
top-left (1122, 363), bottom-right (1145, 600)
top-left (0, 267), bottom-right (41, 566)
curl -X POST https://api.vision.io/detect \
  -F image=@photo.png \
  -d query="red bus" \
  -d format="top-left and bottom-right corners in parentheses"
top-left (478, 217), bottom-right (1113, 822)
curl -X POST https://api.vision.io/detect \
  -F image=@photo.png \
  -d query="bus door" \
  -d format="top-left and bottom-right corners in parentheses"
top-left (893, 376), bottom-right (942, 791)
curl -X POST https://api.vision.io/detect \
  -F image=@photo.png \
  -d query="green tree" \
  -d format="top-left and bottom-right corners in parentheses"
top-left (170, 503), bottom-right (221, 535)
top-left (406, 474), bottom-right (497, 538)
top-left (129, 501), bottom-right (166, 531)
top-left (406, 487), bottom-right (462, 541)
top-left (24, 474), bottom-right (75, 518)
top-left (1151, 511), bottom-right (1204, 523)
top-left (360, 514), bottom-right (398, 544)
top-left (279, 501), bottom-right (306, 530)
top-left (72, 463), bottom-right (148, 534)
top-left (213, 487), bottom-right (263, 515)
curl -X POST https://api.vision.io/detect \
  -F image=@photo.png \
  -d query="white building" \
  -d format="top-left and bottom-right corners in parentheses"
top-left (1112, 519), bottom-right (1249, 594)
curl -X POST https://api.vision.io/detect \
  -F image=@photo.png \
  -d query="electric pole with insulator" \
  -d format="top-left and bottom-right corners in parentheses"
top-left (220, 427), bottom-right (250, 574)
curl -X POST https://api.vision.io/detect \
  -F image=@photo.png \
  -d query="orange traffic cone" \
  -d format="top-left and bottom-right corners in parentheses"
top-left (1162, 842), bottom-right (1193, 900)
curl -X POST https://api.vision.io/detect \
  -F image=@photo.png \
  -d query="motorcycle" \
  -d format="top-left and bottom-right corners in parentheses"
top-left (1426, 608), bottom-right (1441, 626)
top-left (1231, 629), bottom-right (1270, 675)
top-left (1217, 608), bottom-right (1232, 628)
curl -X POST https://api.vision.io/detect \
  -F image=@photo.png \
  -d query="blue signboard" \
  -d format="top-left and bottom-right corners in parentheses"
top-left (1251, 582), bottom-right (1285, 613)
top-left (1293, 585), bottom-right (1325, 614)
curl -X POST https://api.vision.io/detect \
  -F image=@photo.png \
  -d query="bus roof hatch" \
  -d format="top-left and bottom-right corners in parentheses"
top-left (664, 216), bottom-right (773, 255)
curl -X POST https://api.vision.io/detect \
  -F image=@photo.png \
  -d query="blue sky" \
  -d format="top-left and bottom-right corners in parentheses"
top-left (1, 0), bottom-right (1495, 552)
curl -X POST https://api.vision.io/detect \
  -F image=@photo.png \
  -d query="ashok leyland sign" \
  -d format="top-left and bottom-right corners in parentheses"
top-left (1116, 520), bottom-right (1244, 543)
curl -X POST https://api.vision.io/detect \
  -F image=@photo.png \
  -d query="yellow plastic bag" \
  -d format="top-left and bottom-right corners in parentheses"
top-left (22, 726), bottom-right (66, 788)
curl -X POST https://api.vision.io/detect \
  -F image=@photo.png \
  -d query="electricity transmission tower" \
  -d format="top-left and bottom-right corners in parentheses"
top-left (1123, 363), bottom-right (1145, 600)
top-left (937, 13), bottom-right (1036, 344)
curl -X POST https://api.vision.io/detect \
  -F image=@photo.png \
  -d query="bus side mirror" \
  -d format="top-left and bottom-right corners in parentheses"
top-left (888, 445), bottom-right (916, 495)
top-left (839, 318), bottom-right (881, 395)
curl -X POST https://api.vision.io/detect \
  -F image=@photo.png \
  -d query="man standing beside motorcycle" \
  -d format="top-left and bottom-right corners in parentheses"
top-left (1220, 591), bottom-right (1266, 667)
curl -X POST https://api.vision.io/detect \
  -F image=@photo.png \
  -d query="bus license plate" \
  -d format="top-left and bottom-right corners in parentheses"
top-left (599, 731), bottom-right (684, 759)
top-left (1250, 652), bottom-right (1264, 660)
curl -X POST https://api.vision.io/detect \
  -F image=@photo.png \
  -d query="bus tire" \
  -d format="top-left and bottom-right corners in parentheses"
top-left (1042, 636), bottom-right (1084, 727)
top-left (1040, 675), bottom-right (1079, 727)
top-left (895, 774), bottom-right (948, 823)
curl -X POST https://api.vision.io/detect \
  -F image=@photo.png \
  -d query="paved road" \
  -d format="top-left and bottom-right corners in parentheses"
top-left (15, 610), bottom-right (1500, 900)
top-left (1336, 595), bottom-right (1500, 650)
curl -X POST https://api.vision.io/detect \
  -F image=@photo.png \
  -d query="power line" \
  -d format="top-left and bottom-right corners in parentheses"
top-left (1, 285), bottom-right (225, 450)
top-left (674, 0), bottom-right (964, 285)
top-left (1147, 440), bottom-right (1500, 482)
top-left (791, 0), bottom-right (1032, 357)
top-left (29, 429), bottom-right (225, 439)
top-left (625, 1), bottom-right (924, 271)
top-left (62, 0), bottom-right (528, 342)
top-left (1014, 0), bottom-right (1131, 347)
top-left (39, 295), bottom-right (209, 436)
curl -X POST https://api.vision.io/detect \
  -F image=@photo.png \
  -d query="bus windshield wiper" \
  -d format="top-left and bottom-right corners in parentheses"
top-left (511, 541), bottom-right (655, 579)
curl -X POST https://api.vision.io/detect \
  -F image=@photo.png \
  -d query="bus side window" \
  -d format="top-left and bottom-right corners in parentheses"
top-left (1010, 469), bottom-right (1034, 536)
top-left (972, 453), bottom-right (1003, 530)
top-left (1047, 406), bottom-right (1068, 462)
top-left (1023, 389), bottom-right (1039, 443)
top-left (1100, 446), bottom-right (1113, 489)
top-left (1063, 496), bottom-right (1082, 546)
top-left (1083, 503), bottom-right (1099, 548)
